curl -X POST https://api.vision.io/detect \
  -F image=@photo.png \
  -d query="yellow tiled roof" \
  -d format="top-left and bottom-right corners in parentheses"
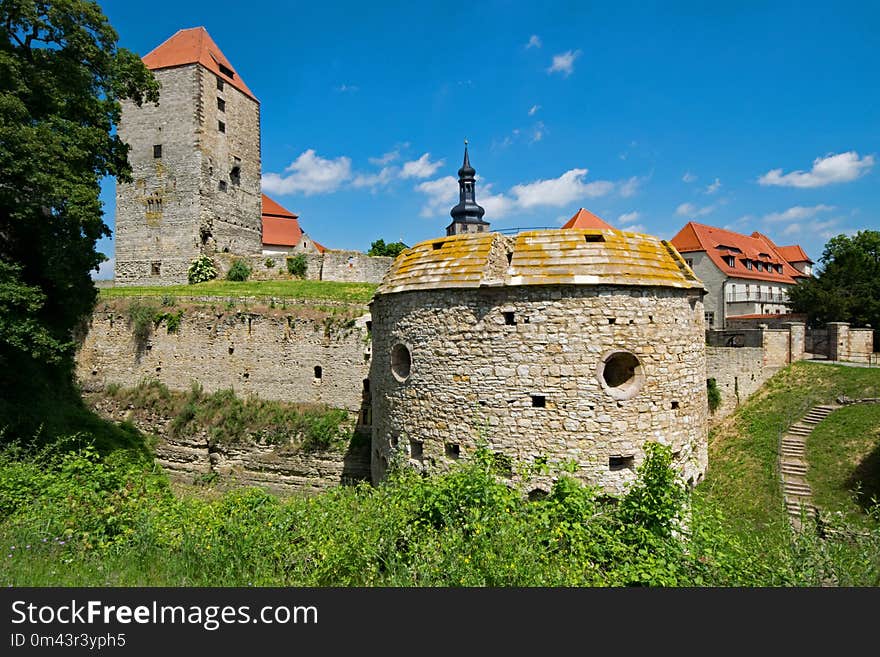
top-left (376, 229), bottom-right (705, 295)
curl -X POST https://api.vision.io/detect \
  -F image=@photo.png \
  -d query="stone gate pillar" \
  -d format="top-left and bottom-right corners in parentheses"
top-left (827, 322), bottom-right (850, 361)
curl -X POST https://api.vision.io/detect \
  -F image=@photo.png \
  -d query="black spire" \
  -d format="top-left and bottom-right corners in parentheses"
top-left (447, 140), bottom-right (489, 236)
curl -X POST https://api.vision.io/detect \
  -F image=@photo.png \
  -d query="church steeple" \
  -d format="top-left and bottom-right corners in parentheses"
top-left (447, 140), bottom-right (489, 236)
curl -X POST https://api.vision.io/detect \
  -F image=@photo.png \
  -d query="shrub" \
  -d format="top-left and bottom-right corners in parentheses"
top-left (286, 254), bottom-right (308, 278)
top-left (264, 258), bottom-right (276, 268)
top-left (126, 300), bottom-right (160, 345)
top-left (187, 256), bottom-right (217, 284)
top-left (226, 259), bottom-right (252, 282)
top-left (707, 378), bottom-right (722, 413)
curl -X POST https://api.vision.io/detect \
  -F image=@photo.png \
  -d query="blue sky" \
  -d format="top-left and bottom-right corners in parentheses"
top-left (96, 0), bottom-right (879, 276)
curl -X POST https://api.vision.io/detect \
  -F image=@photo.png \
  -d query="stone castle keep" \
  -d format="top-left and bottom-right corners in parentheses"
top-left (115, 27), bottom-right (262, 285)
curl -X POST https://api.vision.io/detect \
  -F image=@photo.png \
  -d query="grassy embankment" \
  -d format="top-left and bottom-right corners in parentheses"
top-left (698, 361), bottom-right (880, 536)
top-left (99, 280), bottom-right (378, 305)
top-left (2, 361), bottom-right (879, 586)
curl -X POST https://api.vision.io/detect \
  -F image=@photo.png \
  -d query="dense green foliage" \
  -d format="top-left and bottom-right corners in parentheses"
top-left (286, 254), bottom-right (308, 278)
top-left (187, 255), bottom-right (218, 284)
top-left (788, 230), bottom-right (880, 349)
top-left (3, 433), bottom-right (878, 586)
top-left (367, 239), bottom-right (408, 258)
top-left (101, 279), bottom-right (378, 304)
top-left (106, 380), bottom-right (353, 450)
top-left (0, 1), bottom-right (158, 373)
top-left (707, 377), bottom-right (721, 413)
top-left (226, 259), bottom-right (253, 282)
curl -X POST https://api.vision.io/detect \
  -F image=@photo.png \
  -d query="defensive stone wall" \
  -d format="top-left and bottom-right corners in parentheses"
top-left (87, 395), bottom-right (371, 494)
top-left (76, 303), bottom-right (372, 413)
top-left (706, 346), bottom-right (767, 418)
top-left (320, 251), bottom-right (394, 284)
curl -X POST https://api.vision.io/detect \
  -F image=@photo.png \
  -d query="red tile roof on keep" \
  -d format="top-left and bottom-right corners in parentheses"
top-left (670, 221), bottom-right (807, 284)
top-left (142, 27), bottom-right (257, 101)
top-left (561, 208), bottom-right (614, 230)
top-left (261, 194), bottom-right (325, 253)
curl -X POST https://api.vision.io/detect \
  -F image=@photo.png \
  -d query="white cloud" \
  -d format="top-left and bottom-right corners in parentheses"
top-left (762, 204), bottom-right (835, 223)
top-left (531, 121), bottom-right (545, 143)
top-left (528, 104), bottom-right (541, 116)
top-left (511, 168), bottom-right (613, 208)
top-left (369, 150), bottom-right (400, 166)
top-left (547, 50), bottom-right (581, 77)
top-left (416, 167), bottom-right (615, 218)
top-left (682, 172), bottom-right (697, 183)
top-left (618, 175), bottom-right (644, 198)
top-left (782, 218), bottom-right (841, 238)
top-left (416, 176), bottom-right (458, 217)
top-left (336, 83), bottom-right (359, 93)
top-left (676, 202), bottom-right (715, 218)
top-left (618, 211), bottom-right (640, 225)
top-left (401, 153), bottom-right (445, 179)
top-left (92, 257), bottom-right (114, 280)
top-left (526, 35), bottom-right (542, 49)
top-left (758, 151), bottom-right (875, 188)
top-left (480, 184), bottom-right (516, 219)
top-left (705, 178), bottom-right (721, 194)
top-left (621, 224), bottom-right (646, 233)
top-left (262, 149), bottom-right (352, 196)
top-left (351, 166), bottom-right (396, 190)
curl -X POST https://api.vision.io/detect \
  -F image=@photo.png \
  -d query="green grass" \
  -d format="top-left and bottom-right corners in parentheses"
top-left (807, 403), bottom-right (880, 528)
top-left (100, 279), bottom-right (378, 304)
top-left (697, 361), bottom-right (880, 537)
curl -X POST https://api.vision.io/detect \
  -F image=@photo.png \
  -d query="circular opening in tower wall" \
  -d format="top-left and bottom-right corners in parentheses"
top-left (391, 343), bottom-right (412, 382)
top-left (598, 351), bottom-right (644, 400)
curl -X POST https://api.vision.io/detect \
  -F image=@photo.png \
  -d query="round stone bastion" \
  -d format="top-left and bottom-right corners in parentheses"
top-left (369, 228), bottom-right (708, 495)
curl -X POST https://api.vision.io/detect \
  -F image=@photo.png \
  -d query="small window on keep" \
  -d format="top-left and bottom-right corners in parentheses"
top-left (153, 145), bottom-right (162, 159)
top-left (218, 120), bottom-right (226, 133)
top-left (217, 97), bottom-right (226, 112)
top-left (217, 77), bottom-right (224, 91)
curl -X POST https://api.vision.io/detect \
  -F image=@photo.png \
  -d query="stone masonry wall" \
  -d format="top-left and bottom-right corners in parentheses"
top-left (706, 346), bottom-right (767, 419)
top-left (320, 251), bottom-right (394, 284)
top-left (847, 329), bottom-right (874, 363)
top-left (370, 285), bottom-right (708, 496)
top-left (76, 306), bottom-right (372, 413)
top-left (86, 395), bottom-right (370, 495)
top-left (196, 65), bottom-right (262, 259)
top-left (115, 66), bottom-right (202, 285)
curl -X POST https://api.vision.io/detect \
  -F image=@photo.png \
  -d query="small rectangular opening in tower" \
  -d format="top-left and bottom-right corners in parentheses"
top-left (503, 311), bottom-right (516, 326)
top-left (609, 455), bottom-right (634, 471)
top-left (218, 120), bottom-right (225, 133)
top-left (432, 241), bottom-right (444, 250)
top-left (671, 401), bottom-right (680, 409)
top-left (608, 318), bottom-right (616, 324)
top-left (150, 262), bottom-right (161, 276)
top-left (153, 144), bottom-right (162, 159)
top-left (445, 443), bottom-right (460, 459)
top-left (218, 63), bottom-right (235, 79)
top-left (314, 365), bottom-right (322, 381)
top-left (217, 97), bottom-right (226, 112)
top-left (531, 394), bottom-right (546, 408)
top-left (410, 439), bottom-right (423, 459)
top-left (216, 77), bottom-right (224, 91)
top-left (585, 234), bottom-right (605, 243)
top-left (218, 180), bottom-right (227, 192)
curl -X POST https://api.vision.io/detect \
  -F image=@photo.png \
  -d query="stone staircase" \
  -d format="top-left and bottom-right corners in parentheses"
top-left (780, 404), bottom-right (837, 529)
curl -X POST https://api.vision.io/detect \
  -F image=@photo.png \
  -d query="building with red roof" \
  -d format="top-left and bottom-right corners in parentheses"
top-left (670, 221), bottom-right (812, 328)
top-left (561, 208), bottom-right (614, 230)
top-left (261, 194), bottom-right (324, 255)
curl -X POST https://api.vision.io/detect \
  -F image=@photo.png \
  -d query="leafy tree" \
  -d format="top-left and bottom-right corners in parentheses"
top-left (367, 238), bottom-right (408, 258)
top-left (788, 230), bottom-right (880, 348)
top-left (0, 1), bottom-right (159, 371)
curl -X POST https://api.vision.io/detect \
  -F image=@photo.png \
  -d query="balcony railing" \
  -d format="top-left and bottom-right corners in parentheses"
top-left (726, 292), bottom-right (789, 303)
